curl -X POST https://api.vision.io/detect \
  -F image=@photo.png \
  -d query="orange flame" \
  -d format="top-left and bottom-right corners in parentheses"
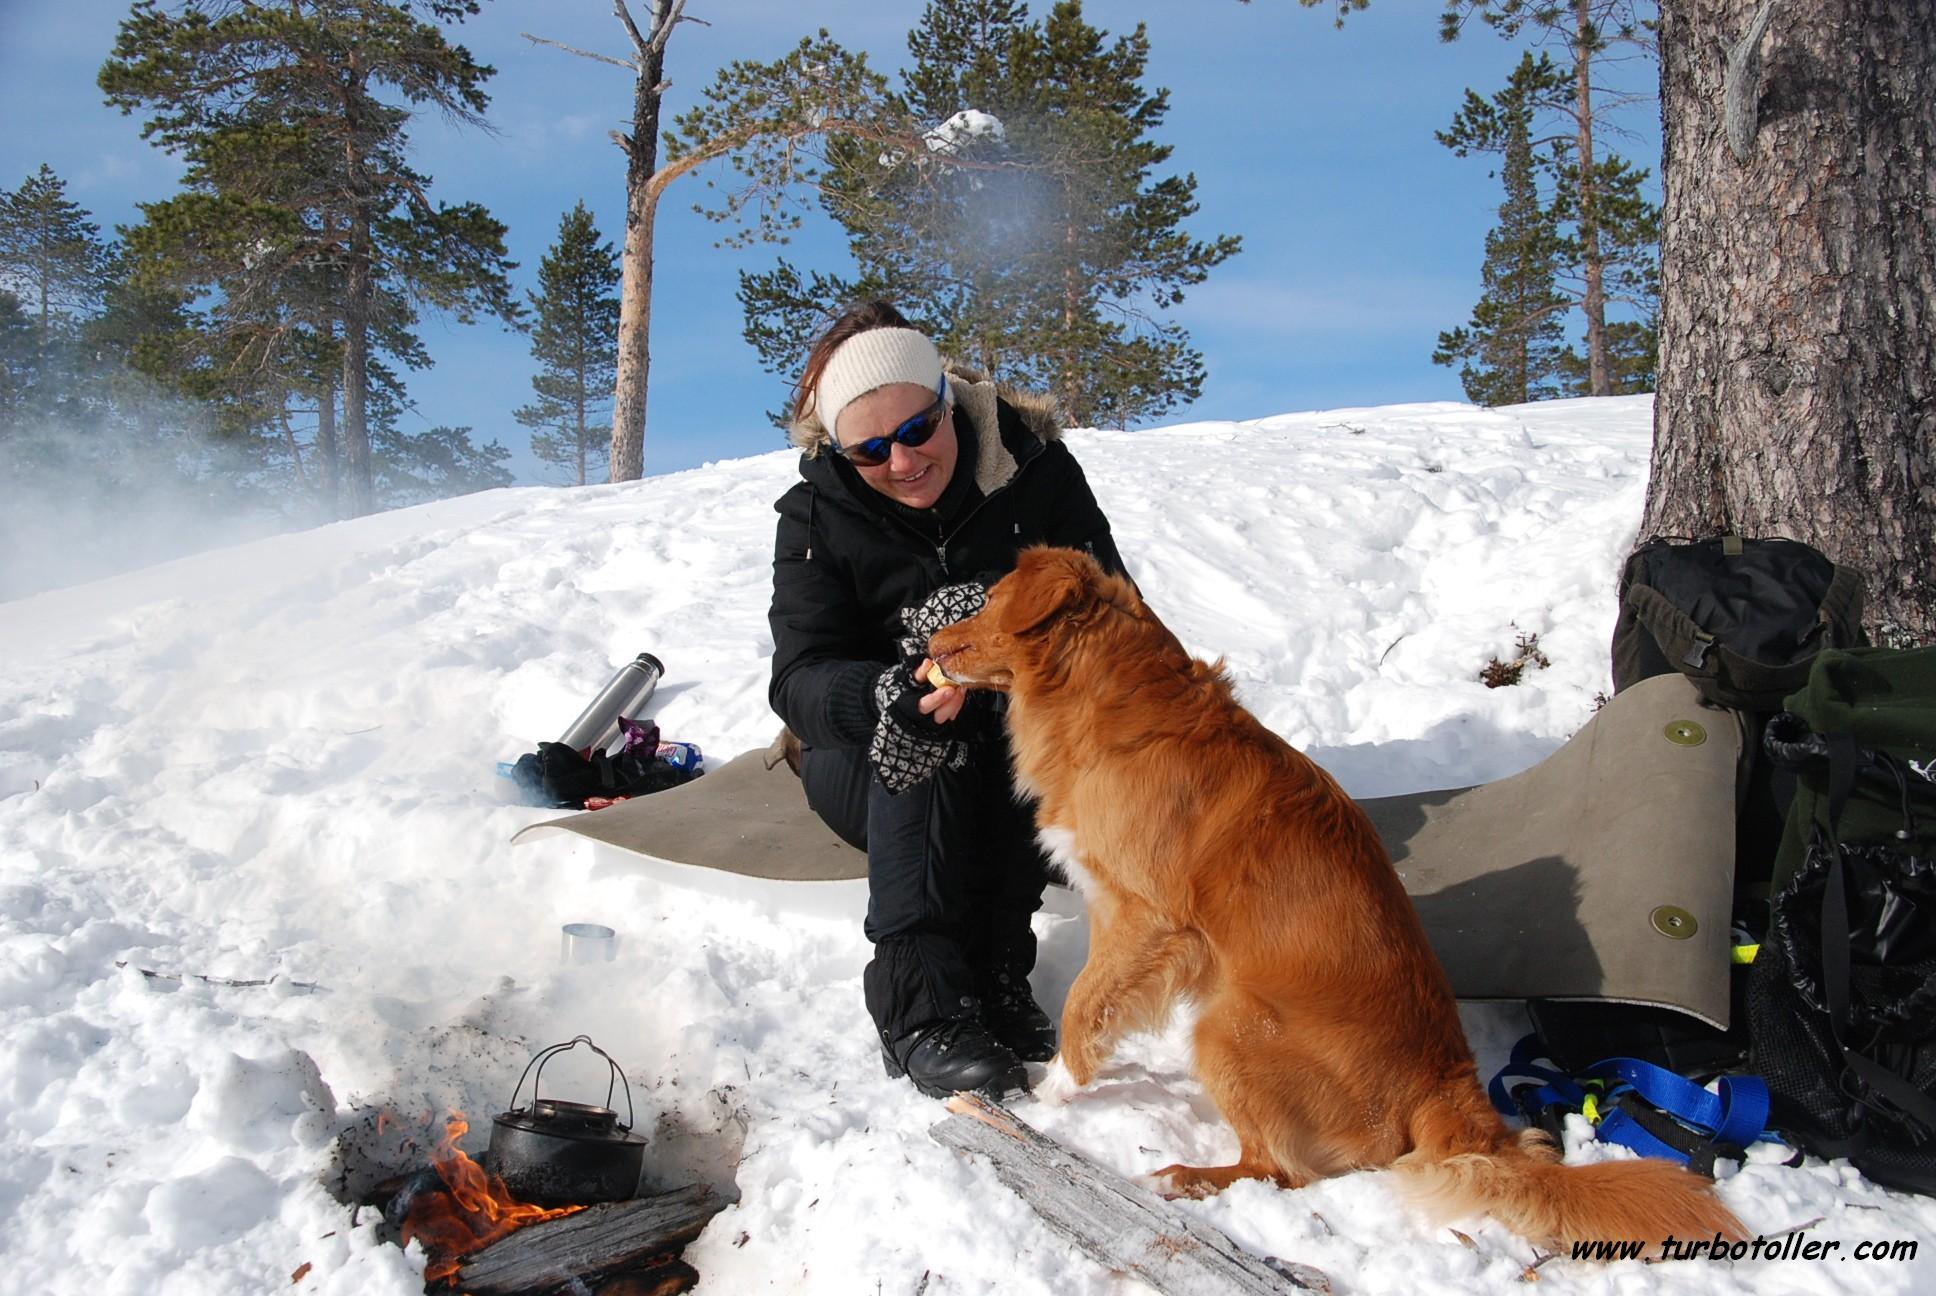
top-left (402, 1112), bottom-right (585, 1285)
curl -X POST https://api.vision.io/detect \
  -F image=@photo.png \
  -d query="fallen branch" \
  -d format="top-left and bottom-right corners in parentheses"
top-left (930, 1094), bottom-right (1329, 1295)
top-left (114, 961), bottom-right (324, 993)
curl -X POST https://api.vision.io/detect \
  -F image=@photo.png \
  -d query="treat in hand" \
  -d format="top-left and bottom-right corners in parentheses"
top-left (925, 661), bottom-right (958, 689)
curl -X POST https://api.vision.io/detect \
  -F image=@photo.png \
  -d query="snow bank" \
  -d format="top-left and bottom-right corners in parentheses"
top-left (4, 394), bottom-right (1932, 1294)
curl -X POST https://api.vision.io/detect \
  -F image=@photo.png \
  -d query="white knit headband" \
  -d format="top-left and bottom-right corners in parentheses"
top-left (812, 328), bottom-right (946, 437)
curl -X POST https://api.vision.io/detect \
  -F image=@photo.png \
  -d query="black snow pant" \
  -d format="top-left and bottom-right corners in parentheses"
top-left (799, 735), bottom-right (1050, 1044)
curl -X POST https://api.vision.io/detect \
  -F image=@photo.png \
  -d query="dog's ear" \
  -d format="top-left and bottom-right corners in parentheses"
top-left (998, 547), bottom-right (1095, 635)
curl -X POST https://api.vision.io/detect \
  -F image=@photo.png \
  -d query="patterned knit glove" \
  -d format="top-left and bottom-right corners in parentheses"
top-left (869, 663), bottom-right (966, 793)
top-left (894, 581), bottom-right (988, 669)
top-left (867, 581), bottom-right (990, 793)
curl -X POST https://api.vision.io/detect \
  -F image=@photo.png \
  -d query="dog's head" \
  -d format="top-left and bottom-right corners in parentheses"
top-left (928, 546), bottom-right (1140, 692)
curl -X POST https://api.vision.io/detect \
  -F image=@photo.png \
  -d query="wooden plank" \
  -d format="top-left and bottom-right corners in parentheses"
top-left (930, 1095), bottom-right (1329, 1296)
top-left (454, 1183), bottom-right (735, 1296)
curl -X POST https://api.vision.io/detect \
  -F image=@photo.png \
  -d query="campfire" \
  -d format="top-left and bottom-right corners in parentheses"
top-left (357, 1037), bottom-right (738, 1296)
top-left (398, 1113), bottom-right (585, 1284)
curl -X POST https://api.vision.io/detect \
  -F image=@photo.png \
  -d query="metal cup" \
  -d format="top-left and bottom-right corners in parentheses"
top-left (560, 923), bottom-right (618, 965)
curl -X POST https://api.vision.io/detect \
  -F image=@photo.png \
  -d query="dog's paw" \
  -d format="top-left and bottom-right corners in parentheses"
top-left (1149, 1163), bottom-right (1232, 1200)
top-left (1032, 1054), bottom-right (1084, 1106)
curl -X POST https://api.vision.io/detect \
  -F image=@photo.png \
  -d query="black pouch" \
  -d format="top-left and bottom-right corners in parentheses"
top-left (1611, 536), bottom-right (1865, 710)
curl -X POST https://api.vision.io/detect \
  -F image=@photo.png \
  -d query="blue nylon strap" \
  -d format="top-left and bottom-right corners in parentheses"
top-left (1488, 1034), bottom-right (1588, 1115)
top-left (1489, 1041), bottom-right (1777, 1161)
top-left (1581, 1057), bottom-right (1773, 1147)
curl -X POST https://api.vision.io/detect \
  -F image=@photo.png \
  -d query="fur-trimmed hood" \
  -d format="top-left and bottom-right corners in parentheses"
top-left (789, 362), bottom-right (1065, 498)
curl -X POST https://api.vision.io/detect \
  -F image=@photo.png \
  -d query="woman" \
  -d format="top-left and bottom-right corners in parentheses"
top-left (767, 301), bottom-right (1126, 1099)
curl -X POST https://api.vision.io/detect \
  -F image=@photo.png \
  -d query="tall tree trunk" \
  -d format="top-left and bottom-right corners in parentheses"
top-left (610, 32), bottom-right (666, 483)
top-left (1060, 218), bottom-right (1081, 422)
top-left (1574, 0), bottom-right (1610, 396)
top-left (341, 61), bottom-right (376, 516)
top-left (343, 203), bottom-right (375, 516)
top-left (316, 366), bottom-right (340, 518)
top-left (35, 239), bottom-right (50, 358)
top-left (276, 403), bottom-right (310, 492)
top-left (1643, 0), bottom-right (1936, 645)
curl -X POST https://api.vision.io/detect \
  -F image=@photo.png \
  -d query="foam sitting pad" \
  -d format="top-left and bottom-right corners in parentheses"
top-left (512, 672), bottom-right (1738, 1025)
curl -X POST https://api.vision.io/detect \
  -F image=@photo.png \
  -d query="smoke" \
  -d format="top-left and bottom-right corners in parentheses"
top-left (0, 372), bottom-right (312, 604)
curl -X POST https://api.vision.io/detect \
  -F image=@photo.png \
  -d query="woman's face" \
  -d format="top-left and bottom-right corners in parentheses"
top-left (833, 382), bottom-right (959, 510)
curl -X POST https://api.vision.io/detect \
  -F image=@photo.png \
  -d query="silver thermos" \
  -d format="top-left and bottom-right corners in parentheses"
top-left (558, 653), bottom-right (665, 755)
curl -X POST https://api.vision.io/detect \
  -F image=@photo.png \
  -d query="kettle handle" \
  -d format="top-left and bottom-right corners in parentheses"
top-left (508, 1034), bottom-right (638, 1132)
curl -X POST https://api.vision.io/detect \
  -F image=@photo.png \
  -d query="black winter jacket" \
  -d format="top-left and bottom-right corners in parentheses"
top-left (768, 374), bottom-right (1124, 749)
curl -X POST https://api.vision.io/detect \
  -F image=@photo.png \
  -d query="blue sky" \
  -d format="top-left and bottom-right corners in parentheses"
top-left (0, 1), bottom-right (1662, 484)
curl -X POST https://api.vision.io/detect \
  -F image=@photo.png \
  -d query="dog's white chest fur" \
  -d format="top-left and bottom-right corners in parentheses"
top-left (1037, 824), bottom-right (1099, 894)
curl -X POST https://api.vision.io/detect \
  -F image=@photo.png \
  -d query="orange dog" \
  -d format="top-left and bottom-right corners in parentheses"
top-left (928, 546), bottom-right (1745, 1249)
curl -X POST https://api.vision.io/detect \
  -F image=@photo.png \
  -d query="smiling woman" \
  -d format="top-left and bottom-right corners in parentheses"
top-left (766, 299), bottom-right (1128, 1103)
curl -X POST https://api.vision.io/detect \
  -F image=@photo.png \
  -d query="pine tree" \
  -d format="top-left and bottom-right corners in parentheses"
top-left (0, 165), bottom-right (114, 353)
top-left (1441, 1), bottom-right (1660, 395)
top-left (1557, 316), bottom-right (1655, 394)
top-left (1549, 144), bottom-right (1659, 392)
top-left (515, 203), bottom-right (622, 486)
top-left (1432, 53), bottom-right (1571, 406)
top-left (531, 8), bottom-right (926, 477)
top-left (374, 423), bottom-right (513, 504)
top-left (1290, 0), bottom-right (1931, 640)
top-left (100, 0), bottom-right (519, 517)
top-left (0, 290), bottom-right (36, 432)
top-left (737, 0), bottom-right (1240, 429)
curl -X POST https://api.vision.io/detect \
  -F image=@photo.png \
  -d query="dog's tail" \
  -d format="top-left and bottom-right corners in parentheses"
top-left (1396, 1110), bottom-right (1746, 1252)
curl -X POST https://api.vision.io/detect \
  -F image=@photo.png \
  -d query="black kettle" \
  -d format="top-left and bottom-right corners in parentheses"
top-left (482, 1035), bottom-right (648, 1206)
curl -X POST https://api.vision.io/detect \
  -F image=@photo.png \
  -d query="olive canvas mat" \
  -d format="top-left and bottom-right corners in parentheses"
top-left (513, 672), bottom-right (1738, 1026)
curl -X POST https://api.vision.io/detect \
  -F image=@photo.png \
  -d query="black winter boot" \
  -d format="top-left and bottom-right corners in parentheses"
top-left (981, 969), bottom-right (1057, 1062)
top-left (881, 1018), bottom-right (1029, 1100)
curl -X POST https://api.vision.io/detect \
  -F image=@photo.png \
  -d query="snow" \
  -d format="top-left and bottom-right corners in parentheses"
top-left (5, 393), bottom-right (1934, 1294)
top-left (925, 108), bottom-right (1007, 155)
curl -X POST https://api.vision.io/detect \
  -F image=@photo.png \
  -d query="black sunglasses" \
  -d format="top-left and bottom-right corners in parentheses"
top-left (830, 379), bottom-right (948, 468)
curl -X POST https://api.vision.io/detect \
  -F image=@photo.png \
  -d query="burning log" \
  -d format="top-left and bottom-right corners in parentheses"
top-left (586, 1257), bottom-right (700, 1296)
top-left (930, 1094), bottom-right (1330, 1295)
top-left (401, 1114), bottom-right (586, 1284)
top-left (452, 1184), bottom-right (735, 1296)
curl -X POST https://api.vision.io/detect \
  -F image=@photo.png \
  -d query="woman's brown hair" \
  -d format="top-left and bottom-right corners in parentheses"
top-left (790, 300), bottom-right (916, 429)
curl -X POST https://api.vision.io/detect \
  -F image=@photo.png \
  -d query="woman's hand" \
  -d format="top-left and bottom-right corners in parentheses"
top-left (915, 659), bottom-right (966, 723)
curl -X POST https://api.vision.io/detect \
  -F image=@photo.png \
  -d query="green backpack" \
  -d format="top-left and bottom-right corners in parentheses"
top-left (1749, 647), bottom-right (1936, 1193)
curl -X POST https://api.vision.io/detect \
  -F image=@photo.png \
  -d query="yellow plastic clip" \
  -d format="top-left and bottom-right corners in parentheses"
top-left (1732, 943), bottom-right (1760, 965)
top-left (1582, 1093), bottom-right (1602, 1124)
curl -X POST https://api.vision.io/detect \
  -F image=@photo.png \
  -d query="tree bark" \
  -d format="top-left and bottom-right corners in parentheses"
top-left (610, 15), bottom-right (667, 483)
top-left (1643, 0), bottom-right (1936, 645)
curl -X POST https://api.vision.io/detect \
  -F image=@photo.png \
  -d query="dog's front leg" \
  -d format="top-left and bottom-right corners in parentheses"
top-left (1039, 899), bottom-right (1206, 1104)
